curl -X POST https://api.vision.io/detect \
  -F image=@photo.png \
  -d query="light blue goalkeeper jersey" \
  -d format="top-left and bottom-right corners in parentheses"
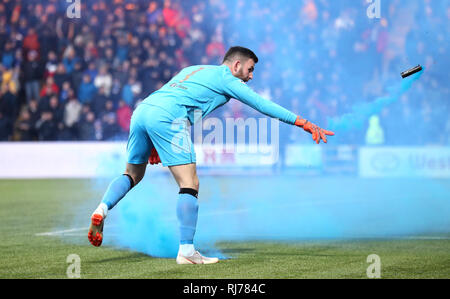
top-left (142, 64), bottom-right (298, 125)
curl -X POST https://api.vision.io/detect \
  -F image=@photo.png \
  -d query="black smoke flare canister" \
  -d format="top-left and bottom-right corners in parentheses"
top-left (401, 65), bottom-right (423, 78)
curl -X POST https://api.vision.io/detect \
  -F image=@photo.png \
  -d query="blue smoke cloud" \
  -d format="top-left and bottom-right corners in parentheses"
top-left (327, 68), bottom-right (424, 132)
top-left (95, 172), bottom-right (450, 259)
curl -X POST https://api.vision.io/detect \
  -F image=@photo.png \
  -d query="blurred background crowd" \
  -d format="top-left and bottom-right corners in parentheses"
top-left (0, 0), bottom-right (448, 145)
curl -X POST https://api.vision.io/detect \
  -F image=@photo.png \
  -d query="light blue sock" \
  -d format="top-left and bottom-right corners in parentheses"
top-left (100, 175), bottom-right (133, 210)
top-left (176, 191), bottom-right (199, 245)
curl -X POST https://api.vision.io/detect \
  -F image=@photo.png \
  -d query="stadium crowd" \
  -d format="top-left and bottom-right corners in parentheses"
top-left (0, 0), bottom-right (448, 145)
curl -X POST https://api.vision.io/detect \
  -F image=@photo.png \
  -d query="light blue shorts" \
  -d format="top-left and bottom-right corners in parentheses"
top-left (126, 103), bottom-right (196, 166)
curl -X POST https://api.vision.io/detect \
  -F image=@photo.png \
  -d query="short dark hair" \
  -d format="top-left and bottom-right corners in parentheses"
top-left (222, 46), bottom-right (259, 64)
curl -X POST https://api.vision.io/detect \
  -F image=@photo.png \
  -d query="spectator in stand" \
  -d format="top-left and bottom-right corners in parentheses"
top-left (91, 86), bottom-right (109, 118)
top-left (1, 40), bottom-right (15, 69)
top-left (121, 77), bottom-right (137, 107)
top-left (1, 64), bottom-right (20, 95)
top-left (62, 45), bottom-right (78, 74)
top-left (100, 99), bottom-right (119, 141)
top-left (0, 111), bottom-right (11, 140)
top-left (115, 35), bottom-right (129, 64)
top-left (62, 95), bottom-right (82, 140)
top-left (44, 51), bottom-right (58, 78)
top-left (26, 99), bottom-right (40, 140)
top-left (102, 47), bottom-right (116, 69)
top-left (59, 81), bottom-right (72, 104)
top-left (84, 61), bottom-right (98, 82)
top-left (115, 60), bottom-right (131, 87)
top-left (116, 99), bottom-right (131, 136)
top-left (85, 40), bottom-right (99, 62)
top-left (147, 1), bottom-right (163, 25)
top-left (15, 108), bottom-right (34, 141)
top-left (0, 85), bottom-right (17, 140)
top-left (35, 109), bottom-right (57, 141)
top-left (70, 60), bottom-right (84, 95)
top-left (78, 74), bottom-right (97, 105)
top-left (23, 28), bottom-right (40, 56)
top-left (0, 83), bottom-right (18, 117)
top-left (94, 65), bottom-right (112, 97)
top-left (12, 48), bottom-right (23, 78)
top-left (22, 50), bottom-right (42, 103)
top-left (53, 63), bottom-right (70, 90)
top-left (39, 76), bottom-right (59, 99)
top-left (47, 95), bottom-right (65, 139)
top-left (109, 77), bottom-right (122, 103)
top-left (79, 110), bottom-right (97, 141)
top-left (206, 34), bottom-right (226, 62)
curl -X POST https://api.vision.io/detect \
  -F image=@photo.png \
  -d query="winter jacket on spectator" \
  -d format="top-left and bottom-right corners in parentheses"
top-left (116, 100), bottom-right (131, 133)
top-left (163, 5), bottom-right (180, 28)
top-left (78, 75), bottom-right (97, 104)
top-left (44, 51), bottom-right (58, 78)
top-left (0, 112), bottom-right (12, 140)
top-left (1, 42), bottom-right (14, 69)
top-left (110, 78), bottom-right (122, 103)
top-left (15, 109), bottom-right (34, 141)
top-left (90, 87), bottom-right (108, 118)
top-left (84, 62), bottom-right (98, 82)
top-left (121, 83), bottom-right (134, 107)
top-left (23, 28), bottom-right (40, 53)
top-left (1, 68), bottom-right (19, 95)
top-left (22, 52), bottom-right (43, 82)
top-left (39, 81), bottom-right (59, 98)
top-left (147, 2), bottom-right (163, 24)
top-left (79, 111), bottom-right (97, 141)
top-left (59, 81), bottom-right (72, 104)
top-left (62, 56), bottom-right (79, 74)
top-left (63, 97), bottom-right (82, 128)
top-left (27, 99), bottom-right (40, 131)
top-left (53, 64), bottom-right (71, 89)
top-left (0, 88), bottom-right (15, 140)
top-left (35, 110), bottom-right (57, 141)
top-left (206, 39), bottom-right (226, 59)
top-left (100, 100), bottom-right (119, 140)
top-left (71, 62), bottom-right (84, 94)
top-left (48, 96), bottom-right (64, 133)
top-left (0, 87), bottom-right (17, 119)
top-left (94, 69), bottom-right (112, 96)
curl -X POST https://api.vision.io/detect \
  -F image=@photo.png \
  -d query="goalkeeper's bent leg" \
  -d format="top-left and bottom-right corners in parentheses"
top-left (101, 174), bottom-right (134, 210)
top-left (88, 174), bottom-right (134, 247)
top-left (88, 163), bottom-right (146, 247)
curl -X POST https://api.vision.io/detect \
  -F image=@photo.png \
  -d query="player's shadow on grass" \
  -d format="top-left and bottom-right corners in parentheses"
top-left (90, 252), bottom-right (163, 263)
top-left (218, 248), bottom-right (255, 254)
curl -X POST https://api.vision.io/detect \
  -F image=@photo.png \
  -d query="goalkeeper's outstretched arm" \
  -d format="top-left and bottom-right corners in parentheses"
top-left (222, 79), bottom-right (335, 144)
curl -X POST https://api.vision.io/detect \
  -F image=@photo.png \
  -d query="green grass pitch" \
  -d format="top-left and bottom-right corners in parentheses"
top-left (0, 179), bottom-right (449, 279)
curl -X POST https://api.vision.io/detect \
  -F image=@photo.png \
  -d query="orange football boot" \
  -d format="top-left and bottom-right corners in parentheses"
top-left (88, 213), bottom-right (104, 247)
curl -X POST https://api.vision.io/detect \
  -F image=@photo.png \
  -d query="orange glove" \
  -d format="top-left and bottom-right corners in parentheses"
top-left (295, 116), bottom-right (335, 144)
top-left (148, 148), bottom-right (161, 165)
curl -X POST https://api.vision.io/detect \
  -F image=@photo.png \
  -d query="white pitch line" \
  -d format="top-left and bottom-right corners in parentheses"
top-left (38, 232), bottom-right (120, 237)
top-left (35, 227), bottom-right (88, 236)
top-left (35, 224), bottom-right (118, 237)
top-left (34, 205), bottom-right (290, 236)
top-left (35, 226), bottom-right (450, 241)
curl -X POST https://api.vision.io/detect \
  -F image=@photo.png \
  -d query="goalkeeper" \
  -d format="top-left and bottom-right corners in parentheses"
top-left (88, 46), bottom-right (334, 264)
